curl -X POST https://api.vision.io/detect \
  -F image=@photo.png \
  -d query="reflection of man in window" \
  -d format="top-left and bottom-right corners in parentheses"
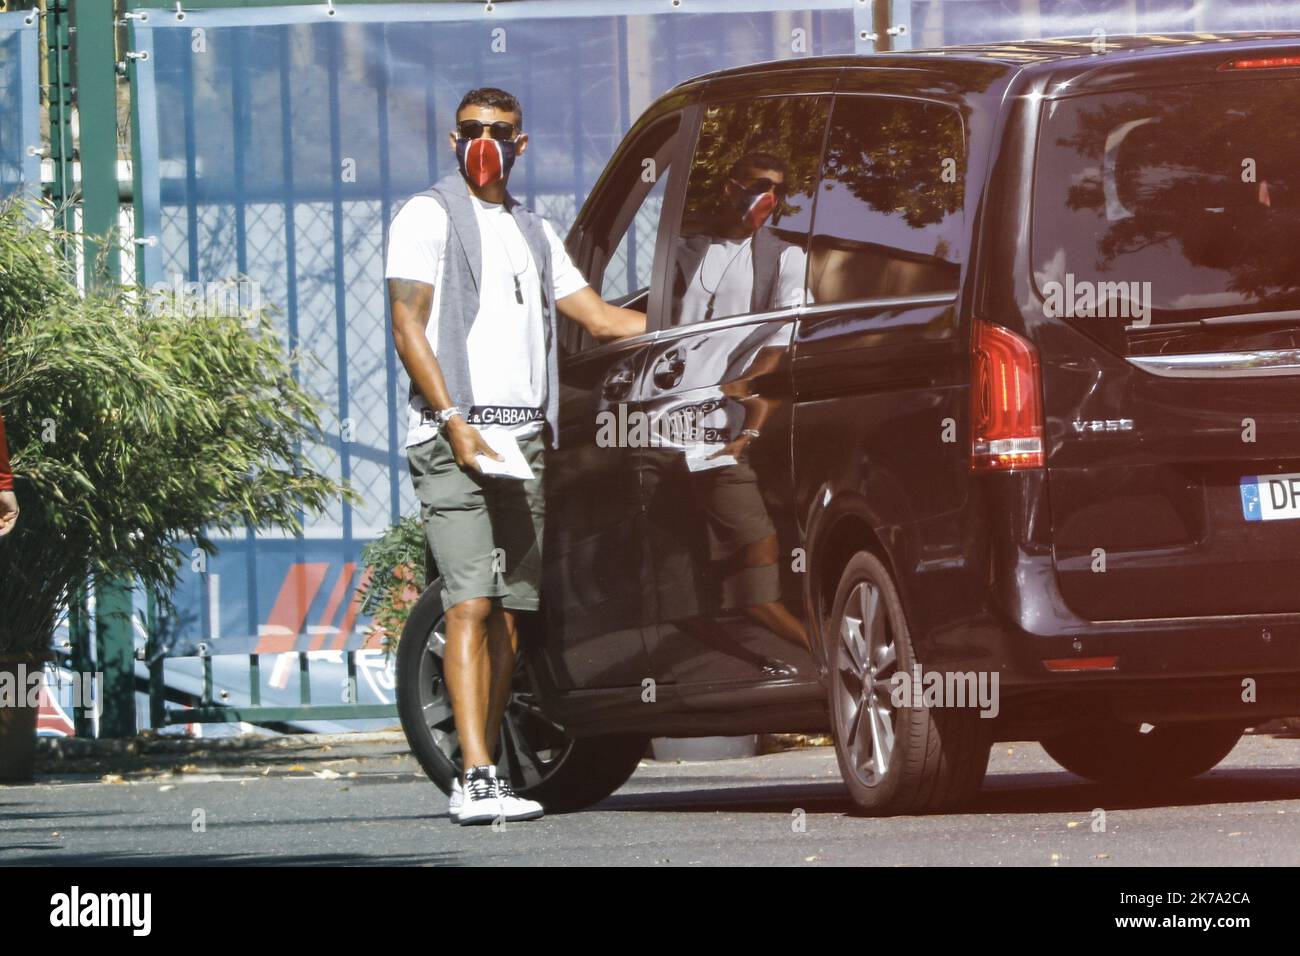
top-left (673, 152), bottom-right (807, 326)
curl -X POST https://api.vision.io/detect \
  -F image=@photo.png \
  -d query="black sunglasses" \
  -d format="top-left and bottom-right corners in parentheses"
top-left (456, 120), bottom-right (520, 142)
top-left (733, 176), bottom-right (787, 198)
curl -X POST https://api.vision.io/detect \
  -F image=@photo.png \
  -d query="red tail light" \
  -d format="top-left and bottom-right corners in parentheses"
top-left (1218, 55), bottom-right (1300, 72)
top-left (971, 319), bottom-right (1044, 471)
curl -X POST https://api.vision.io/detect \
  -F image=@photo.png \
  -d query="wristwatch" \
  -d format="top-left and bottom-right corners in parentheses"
top-left (434, 405), bottom-right (464, 432)
top-left (740, 428), bottom-right (761, 440)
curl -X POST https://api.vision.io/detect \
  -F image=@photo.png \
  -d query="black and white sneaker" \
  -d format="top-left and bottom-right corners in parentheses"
top-left (495, 775), bottom-right (544, 822)
top-left (456, 765), bottom-right (502, 826)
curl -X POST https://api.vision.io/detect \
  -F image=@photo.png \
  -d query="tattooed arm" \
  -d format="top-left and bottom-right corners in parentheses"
top-left (388, 278), bottom-right (501, 471)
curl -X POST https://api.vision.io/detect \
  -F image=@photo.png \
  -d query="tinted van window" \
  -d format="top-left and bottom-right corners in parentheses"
top-left (808, 96), bottom-right (965, 304)
top-left (668, 95), bottom-right (829, 327)
top-left (600, 163), bottom-right (671, 303)
top-left (564, 114), bottom-right (678, 353)
top-left (1033, 78), bottom-right (1300, 357)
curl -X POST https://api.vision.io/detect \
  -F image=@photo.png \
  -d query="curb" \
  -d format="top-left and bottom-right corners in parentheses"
top-left (36, 729), bottom-right (407, 762)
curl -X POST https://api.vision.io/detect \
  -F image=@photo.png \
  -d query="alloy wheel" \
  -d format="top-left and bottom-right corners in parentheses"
top-left (415, 613), bottom-right (573, 789)
top-left (835, 580), bottom-right (900, 788)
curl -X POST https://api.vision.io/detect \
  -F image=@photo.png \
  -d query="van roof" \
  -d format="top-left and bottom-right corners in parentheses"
top-left (674, 31), bottom-right (1300, 93)
top-left (892, 31), bottom-right (1300, 63)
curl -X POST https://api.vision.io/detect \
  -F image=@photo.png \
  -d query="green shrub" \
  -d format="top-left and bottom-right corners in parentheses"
top-left (0, 199), bottom-right (353, 655)
top-left (359, 514), bottom-right (426, 655)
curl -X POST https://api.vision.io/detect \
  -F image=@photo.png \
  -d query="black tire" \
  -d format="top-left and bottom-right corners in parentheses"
top-left (825, 551), bottom-right (990, 815)
top-left (1041, 721), bottom-right (1243, 785)
top-left (395, 581), bottom-right (646, 812)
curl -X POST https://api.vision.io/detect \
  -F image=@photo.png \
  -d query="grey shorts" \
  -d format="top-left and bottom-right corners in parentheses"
top-left (407, 428), bottom-right (546, 613)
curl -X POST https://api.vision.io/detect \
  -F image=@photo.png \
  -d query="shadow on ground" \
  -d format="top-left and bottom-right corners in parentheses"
top-left (590, 765), bottom-right (1300, 818)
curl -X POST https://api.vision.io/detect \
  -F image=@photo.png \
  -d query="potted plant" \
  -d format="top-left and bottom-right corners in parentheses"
top-left (0, 200), bottom-right (351, 780)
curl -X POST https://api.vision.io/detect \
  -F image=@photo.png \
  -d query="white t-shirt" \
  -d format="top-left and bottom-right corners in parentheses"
top-left (677, 237), bottom-right (807, 326)
top-left (385, 192), bottom-right (589, 447)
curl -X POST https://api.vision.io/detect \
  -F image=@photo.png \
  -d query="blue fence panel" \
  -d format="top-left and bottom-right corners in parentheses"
top-left (0, 11), bottom-right (40, 202)
top-left (130, 0), bottom-right (858, 657)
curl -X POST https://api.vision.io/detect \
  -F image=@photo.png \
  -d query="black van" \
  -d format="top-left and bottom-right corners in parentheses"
top-left (398, 33), bottom-right (1300, 815)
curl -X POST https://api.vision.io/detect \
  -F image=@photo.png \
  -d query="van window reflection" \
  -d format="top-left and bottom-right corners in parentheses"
top-left (809, 97), bottom-right (965, 304)
top-left (670, 96), bottom-right (829, 326)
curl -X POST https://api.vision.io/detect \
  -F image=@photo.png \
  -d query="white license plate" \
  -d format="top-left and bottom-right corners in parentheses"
top-left (1240, 473), bottom-right (1300, 521)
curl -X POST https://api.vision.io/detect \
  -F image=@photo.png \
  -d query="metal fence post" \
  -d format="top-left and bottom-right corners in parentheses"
top-left (67, 588), bottom-right (93, 737)
top-left (44, 0), bottom-right (76, 233)
top-left (94, 579), bottom-right (136, 737)
top-left (75, 0), bottom-right (136, 737)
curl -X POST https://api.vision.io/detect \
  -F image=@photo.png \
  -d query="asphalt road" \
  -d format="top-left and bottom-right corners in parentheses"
top-left (3, 731), bottom-right (1300, 866)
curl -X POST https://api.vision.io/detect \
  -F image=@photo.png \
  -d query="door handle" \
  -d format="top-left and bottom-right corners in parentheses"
top-left (653, 349), bottom-right (685, 390)
top-left (602, 365), bottom-right (635, 401)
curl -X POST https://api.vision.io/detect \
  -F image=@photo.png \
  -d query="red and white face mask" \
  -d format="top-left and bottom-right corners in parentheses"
top-left (456, 136), bottom-right (517, 187)
top-left (730, 179), bottom-right (779, 230)
top-left (741, 190), bottom-right (777, 230)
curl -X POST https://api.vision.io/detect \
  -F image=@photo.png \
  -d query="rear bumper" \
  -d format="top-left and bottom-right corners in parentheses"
top-left (990, 672), bottom-right (1300, 740)
top-left (920, 472), bottom-right (1300, 733)
top-left (932, 592), bottom-right (1300, 733)
top-left (995, 548), bottom-right (1300, 681)
top-left (972, 553), bottom-right (1300, 736)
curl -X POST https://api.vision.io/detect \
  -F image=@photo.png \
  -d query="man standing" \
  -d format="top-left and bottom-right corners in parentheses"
top-left (385, 87), bottom-right (644, 825)
top-left (0, 413), bottom-right (17, 538)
